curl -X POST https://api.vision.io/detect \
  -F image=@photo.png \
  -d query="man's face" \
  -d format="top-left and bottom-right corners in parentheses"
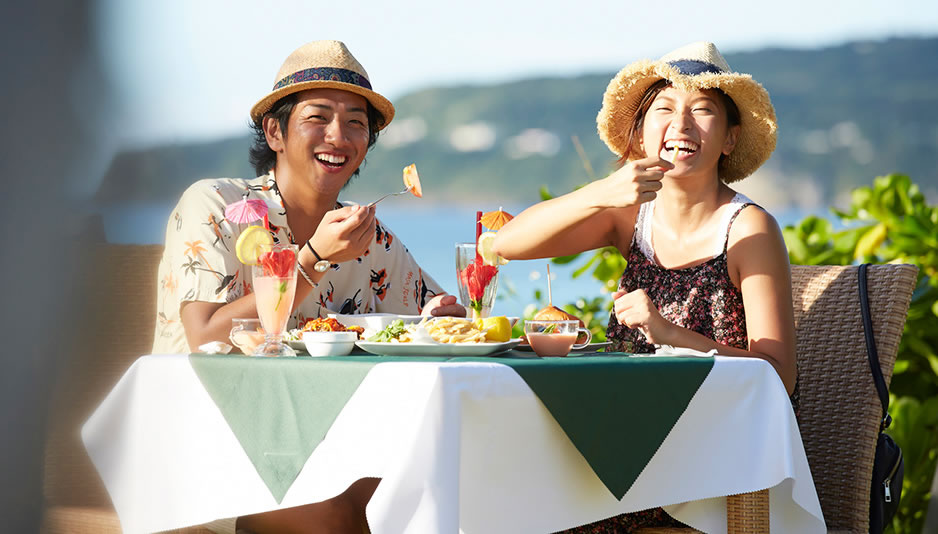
top-left (273, 88), bottom-right (370, 194)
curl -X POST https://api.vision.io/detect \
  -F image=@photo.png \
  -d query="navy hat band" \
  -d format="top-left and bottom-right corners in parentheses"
top-left (667, 59), bottom-right (725, 76)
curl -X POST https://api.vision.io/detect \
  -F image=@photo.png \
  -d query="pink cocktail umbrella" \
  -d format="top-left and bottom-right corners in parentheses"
top-left (225, 193), bottom-right (270, 232)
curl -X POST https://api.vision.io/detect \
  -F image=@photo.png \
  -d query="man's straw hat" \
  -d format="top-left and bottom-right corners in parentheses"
top-left (250, 40), bottom-right (395, 130)
top-left (597, 42), bottom-right (777, 183)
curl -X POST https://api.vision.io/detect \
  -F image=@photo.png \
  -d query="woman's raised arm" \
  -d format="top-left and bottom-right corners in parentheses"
top-left (494, 156), bottom-right (671, 260)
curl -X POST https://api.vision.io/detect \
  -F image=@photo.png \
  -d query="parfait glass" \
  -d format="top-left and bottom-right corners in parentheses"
top-left (455, 242), bottom-right (499, 319)
top-left (251, 243), bottom-right (298, 357)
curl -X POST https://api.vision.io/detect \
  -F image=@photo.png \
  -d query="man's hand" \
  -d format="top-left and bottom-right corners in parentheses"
top-left (308, 204), bottom-right (376, 264)
top-left (421, 294), bottom-right (466, 317)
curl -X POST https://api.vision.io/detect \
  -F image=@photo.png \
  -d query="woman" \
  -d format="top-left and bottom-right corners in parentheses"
top-left (494, 42), bottom-right (798, 532)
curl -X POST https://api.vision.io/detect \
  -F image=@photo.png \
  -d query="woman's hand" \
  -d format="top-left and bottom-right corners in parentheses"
top-left (421, 294), bottom-right (466, 317)
top-left (307, 205), bottom-right (376, 264)
top-left (612, 288), bottom-right (674, 345)
top-left (590, 155), bottom-right (672, 209)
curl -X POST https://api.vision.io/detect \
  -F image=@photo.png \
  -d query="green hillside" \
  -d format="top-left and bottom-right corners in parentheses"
top-left (95, 37), bottom-right (938, 208)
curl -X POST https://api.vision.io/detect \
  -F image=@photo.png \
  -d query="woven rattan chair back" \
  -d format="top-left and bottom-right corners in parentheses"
top-left (42, 244), bottom-right (164, 530)
top-left (637, 263), bottom-right (917, 534)
top-left (792, 263), bottom-right (917, 533)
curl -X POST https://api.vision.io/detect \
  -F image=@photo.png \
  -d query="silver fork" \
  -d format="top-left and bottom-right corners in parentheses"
top-left (368, 188), bottom-right (411, 207)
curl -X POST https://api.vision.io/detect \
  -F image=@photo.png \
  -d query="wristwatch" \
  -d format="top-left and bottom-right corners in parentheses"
top-left (306, 242), bottom-right (331, 273)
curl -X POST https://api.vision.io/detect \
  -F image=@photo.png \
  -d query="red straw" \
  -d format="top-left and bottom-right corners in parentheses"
top-left (263, 214), bottom-right (271, 234)
top-left (475, 211), bottom-right (482, 264)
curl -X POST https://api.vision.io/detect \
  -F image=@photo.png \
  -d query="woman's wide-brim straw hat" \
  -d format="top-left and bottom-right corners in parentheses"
top-left (597, 41), bottom-right (776, 183)
top-left (250, 40), bottom-right (395, 130)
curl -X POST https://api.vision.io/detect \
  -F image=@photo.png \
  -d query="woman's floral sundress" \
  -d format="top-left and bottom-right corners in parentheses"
top-left (557, 193), bottom-right (799, 533)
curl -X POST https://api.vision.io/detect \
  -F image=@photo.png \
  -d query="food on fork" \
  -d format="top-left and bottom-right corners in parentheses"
top-left (403, 163), bottom-right (422, 198)
top-left (369, 163), bottom-right (423, 206)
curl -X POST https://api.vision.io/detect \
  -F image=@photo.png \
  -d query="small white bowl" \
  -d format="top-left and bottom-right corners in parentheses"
top-left (302, 331), bottom-right (358, 357)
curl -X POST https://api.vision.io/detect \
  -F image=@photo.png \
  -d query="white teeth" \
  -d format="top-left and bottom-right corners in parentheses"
top-left (316, 153), bottom-right (347, 164)
top-left (665, 140), bottom-right (698, 152)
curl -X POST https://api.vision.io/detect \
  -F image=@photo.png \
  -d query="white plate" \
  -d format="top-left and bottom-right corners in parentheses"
top-left (356, 339), bottom-right (522, 357)
top-left (514, 341), bottom-right (612, 353)
top-left (286, 340), bottom-right (307, 352)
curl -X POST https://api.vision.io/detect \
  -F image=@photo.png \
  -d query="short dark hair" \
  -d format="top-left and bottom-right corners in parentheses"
top-left (618, 80), bottom-right (742, 176)
top-left (248, 94), bottom-right (386, 177)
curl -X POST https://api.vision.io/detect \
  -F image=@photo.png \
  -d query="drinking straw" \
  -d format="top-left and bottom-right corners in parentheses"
top-left (475, 211), bottom-right (482, 264)
top-left (547, 263), bottom-right (553, 306)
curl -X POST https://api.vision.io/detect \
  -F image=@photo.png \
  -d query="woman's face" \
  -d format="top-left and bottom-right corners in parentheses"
top-left (640, 87), bottom-right (739, 178)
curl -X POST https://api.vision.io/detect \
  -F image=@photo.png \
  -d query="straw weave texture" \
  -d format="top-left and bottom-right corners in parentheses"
top-left (791, 263), bottom-right (916, 533)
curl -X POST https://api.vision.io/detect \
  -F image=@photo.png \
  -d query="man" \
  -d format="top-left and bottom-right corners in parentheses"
top-left (152, 40), bottom-right (464, 533)
top-left (154, 40), bottom-right (463, 355)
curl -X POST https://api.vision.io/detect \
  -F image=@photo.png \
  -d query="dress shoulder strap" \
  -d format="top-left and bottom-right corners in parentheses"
top-left (632, 200), bottom-right (656, 261)
top-left (721, 193), bottom-right (759, 254)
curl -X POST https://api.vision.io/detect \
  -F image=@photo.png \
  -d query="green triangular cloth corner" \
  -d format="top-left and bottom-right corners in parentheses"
top-left (189, 354), bottom-right (389, 503)
top-left (486, 355), bottom-right (714, 500)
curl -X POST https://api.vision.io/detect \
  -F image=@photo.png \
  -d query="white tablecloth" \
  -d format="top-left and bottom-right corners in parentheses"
top-left (82, 354), bottom-right (825, 533)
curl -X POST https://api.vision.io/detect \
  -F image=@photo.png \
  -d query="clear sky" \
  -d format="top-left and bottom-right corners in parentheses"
top-left (94, 0), bottom-right (938, 150)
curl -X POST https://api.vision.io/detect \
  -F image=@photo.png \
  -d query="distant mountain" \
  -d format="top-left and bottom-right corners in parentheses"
top-left (96, 37), bottom-right (938, 210)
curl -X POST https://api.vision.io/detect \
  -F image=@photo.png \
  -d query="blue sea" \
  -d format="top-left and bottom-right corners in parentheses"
top-left (98, 201), bottom-right (812, 319)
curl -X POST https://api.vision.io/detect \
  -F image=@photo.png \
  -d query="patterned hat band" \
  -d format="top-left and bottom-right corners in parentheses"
top-left (667, 59), bottom-right (726, 76)
top-left (273, 67), bottom-right (373, 91)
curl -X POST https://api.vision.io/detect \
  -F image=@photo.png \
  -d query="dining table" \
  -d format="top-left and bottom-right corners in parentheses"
top-left (82, 349), bottom-right (826, 534)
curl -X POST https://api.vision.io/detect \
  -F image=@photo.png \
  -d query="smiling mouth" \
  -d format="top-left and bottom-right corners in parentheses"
top-left (315, 153), bottom-right (348, 169)
top-left (663, 140), bottom-right (699, 158)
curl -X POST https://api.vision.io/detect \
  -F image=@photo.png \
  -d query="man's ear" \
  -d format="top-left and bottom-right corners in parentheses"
top-left (722, 124), bottom-right (741, 156)
top-left (263, 116), bottom-right (285, 153)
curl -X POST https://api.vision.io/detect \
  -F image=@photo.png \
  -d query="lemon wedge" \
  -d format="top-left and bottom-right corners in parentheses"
top-left (235, 225), bottom-right (274, 265)
top-left (477, 231), bottom-right (509, 266)
top-left (477, 316), bottom-right (512, 342)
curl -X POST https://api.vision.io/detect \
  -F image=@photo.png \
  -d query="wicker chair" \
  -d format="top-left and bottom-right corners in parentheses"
top-left (41, 243), bottom-right (214, 533)
top-left (637, 263), bottom-right (918, 534)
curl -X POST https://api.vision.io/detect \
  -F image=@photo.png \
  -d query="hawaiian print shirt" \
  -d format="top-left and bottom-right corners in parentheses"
top-left (152, 172), bottom-right (442, 354)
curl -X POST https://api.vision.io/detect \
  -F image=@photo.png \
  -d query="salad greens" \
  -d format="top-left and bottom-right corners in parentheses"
top-left (367, 319), bottom-right (407, 342)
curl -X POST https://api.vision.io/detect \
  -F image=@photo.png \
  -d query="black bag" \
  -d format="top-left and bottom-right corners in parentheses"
top-left (859, 263), bottom-right (905, 534)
